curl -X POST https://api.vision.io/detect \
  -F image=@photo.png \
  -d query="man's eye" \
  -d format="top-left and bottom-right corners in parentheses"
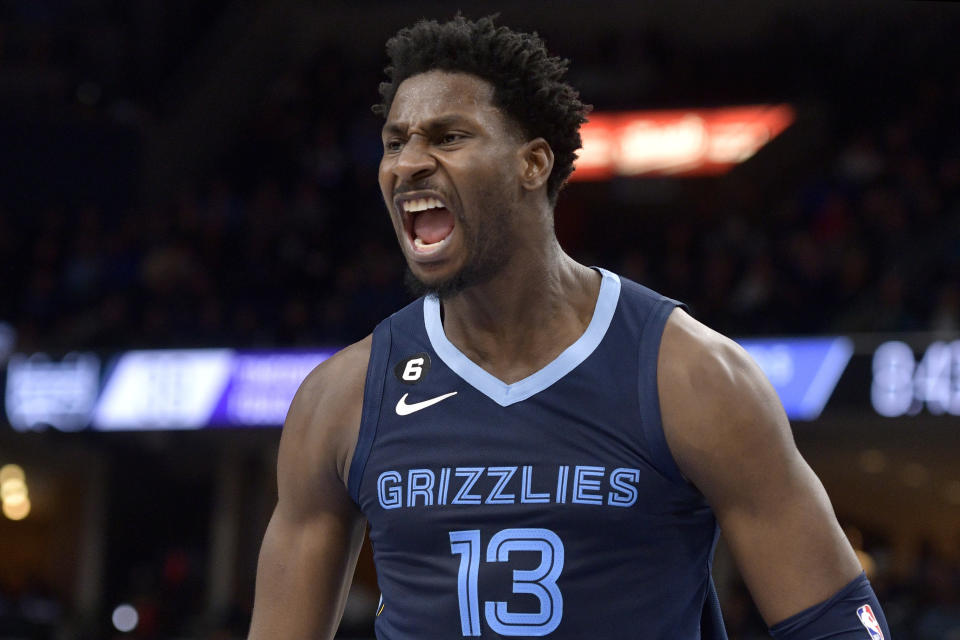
top-left (440, 133), bottom-right (465, 144)
top-left (384, 139), bottom-right (404, 152)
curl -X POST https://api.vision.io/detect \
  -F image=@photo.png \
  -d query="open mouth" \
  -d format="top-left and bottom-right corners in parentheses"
top-left (400, 195), bottom-right (455, 253)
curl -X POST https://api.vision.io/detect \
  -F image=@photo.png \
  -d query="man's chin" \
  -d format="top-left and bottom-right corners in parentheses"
top-left (404, 266), bottom-right (467, 300)
top-left (404, 257), bottom-right (505, 300)
top-left (402, 229), bottom-right (510, 300)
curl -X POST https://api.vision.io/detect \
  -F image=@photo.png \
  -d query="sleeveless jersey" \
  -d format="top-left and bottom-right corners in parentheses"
top-left (348, 269), bottom-right (727, 639)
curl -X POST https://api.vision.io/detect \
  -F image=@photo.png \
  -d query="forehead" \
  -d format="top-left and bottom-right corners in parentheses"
top-left (385, 70), bottom-right (511, 132)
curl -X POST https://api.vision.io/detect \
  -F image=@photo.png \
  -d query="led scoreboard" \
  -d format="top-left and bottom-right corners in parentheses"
top-left (4, 348), bottom-right (338, 432)
top-left (2, 336), bottom-right (958, 431)
top-left (870, 340), bottom-right (960, 418)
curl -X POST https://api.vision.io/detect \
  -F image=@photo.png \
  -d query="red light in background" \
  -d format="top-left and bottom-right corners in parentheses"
top-left (571, 104), bottom-right (795, 180)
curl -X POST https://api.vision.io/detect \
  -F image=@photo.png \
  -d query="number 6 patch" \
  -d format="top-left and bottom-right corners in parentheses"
top-left (394, 352), bottom-right (431, 384)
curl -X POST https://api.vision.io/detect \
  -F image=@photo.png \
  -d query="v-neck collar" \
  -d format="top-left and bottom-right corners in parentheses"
top-left (422, 268), bottom-right (621, 407)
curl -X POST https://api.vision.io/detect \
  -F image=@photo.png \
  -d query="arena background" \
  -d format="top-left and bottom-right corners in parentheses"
top-left (1, 1), bottom-right (959, 638)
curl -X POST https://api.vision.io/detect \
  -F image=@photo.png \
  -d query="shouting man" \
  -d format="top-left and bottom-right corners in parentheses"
top-left (248, 15), bottom-right (890, 640)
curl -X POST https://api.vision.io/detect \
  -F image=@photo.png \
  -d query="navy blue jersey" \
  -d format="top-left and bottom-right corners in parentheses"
top-left (348, 269), bottom-right (727, 639)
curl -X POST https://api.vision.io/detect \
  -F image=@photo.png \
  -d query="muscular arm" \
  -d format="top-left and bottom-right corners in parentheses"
top-left (658, 309), bottom-right (863, 625)
top-left (248, 336), bottom-right (372, 640)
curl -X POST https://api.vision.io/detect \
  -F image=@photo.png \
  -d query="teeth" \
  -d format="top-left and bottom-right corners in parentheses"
top-left (414, 236), bottom-right (445, 249)
top-left (401, 197), bottom-right (444, 213)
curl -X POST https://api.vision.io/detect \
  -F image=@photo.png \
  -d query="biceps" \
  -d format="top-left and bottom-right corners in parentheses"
top-left (718, 460), bottom-right (862, 626)
top-left (248, 505), bottom-right (366, 640)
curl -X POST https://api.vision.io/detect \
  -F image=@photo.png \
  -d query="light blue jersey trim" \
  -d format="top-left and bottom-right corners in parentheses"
top-left (423, 268), bottom-right (622, 407)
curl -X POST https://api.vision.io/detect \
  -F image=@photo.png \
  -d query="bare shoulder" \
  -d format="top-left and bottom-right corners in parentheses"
top-left (657, 308), bottom-right (795, 500)
top-left (290, 335), bottom-right (373, 424)
top-left (279, 335), bottom-right (373, 496)
top-left (658, 307), bottom-right (783, 419)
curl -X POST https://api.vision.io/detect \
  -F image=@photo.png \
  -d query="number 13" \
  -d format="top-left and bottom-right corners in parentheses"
top-left (449, 528), bottom-right (564, 637)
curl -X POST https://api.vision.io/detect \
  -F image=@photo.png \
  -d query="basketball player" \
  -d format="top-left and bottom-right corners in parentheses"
top-left (247, 16), bottom-right (890, 639)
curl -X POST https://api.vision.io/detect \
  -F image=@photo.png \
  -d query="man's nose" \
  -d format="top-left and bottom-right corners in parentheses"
top-left (393, 136), bottom-right (436, 183)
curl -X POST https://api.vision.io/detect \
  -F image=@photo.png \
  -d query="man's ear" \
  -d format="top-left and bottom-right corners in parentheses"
top-left (518, 138), bottom-right (554, 192)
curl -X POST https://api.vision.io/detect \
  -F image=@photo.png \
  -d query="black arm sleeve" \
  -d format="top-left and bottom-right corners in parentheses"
top-left (769, 572), bottom-right (890, 639)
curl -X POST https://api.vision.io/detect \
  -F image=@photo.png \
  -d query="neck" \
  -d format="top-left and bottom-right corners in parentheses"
top-left (439, 237), bottom-right (602, 383)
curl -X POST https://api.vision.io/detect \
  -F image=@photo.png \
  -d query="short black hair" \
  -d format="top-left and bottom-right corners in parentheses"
top-left (374, 15), bottom-right (591, 205)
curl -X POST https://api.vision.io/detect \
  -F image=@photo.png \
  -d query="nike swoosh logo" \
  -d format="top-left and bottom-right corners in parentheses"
top-left (395, 391), bottom-right (458, 416)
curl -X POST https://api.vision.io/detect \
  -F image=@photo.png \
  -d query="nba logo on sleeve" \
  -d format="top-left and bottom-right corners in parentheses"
top-left (856, 604), bottom-right (884, 639)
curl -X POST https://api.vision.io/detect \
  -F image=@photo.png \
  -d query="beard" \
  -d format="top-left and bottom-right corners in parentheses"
top-left (403, 199), bottom-right (515, 300)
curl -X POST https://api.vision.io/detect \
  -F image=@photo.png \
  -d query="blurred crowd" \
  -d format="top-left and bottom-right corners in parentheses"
top-left (2, 5), bottom-right (959, 354)
top-left (3, 2), bottom-right (960, 639)
top-left (4, 114), bottom-right (960, 353)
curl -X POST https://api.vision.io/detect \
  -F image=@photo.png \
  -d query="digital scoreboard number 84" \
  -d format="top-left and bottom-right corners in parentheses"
top-left (872, 340), bottom-right (960, 417)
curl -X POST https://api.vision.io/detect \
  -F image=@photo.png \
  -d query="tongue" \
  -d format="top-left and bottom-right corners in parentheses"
top-left (413, 208), bottom-right (454, 244)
